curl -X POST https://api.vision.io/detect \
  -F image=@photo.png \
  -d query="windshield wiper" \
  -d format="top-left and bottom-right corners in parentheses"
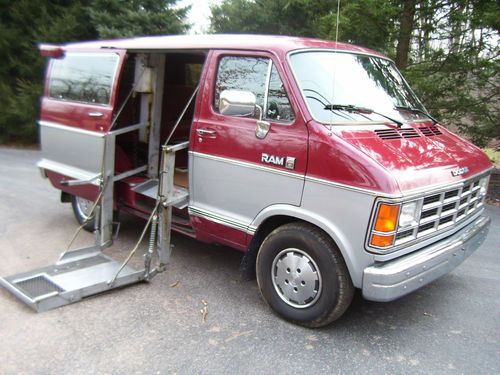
top-left (395, 106), bottom-right (439, 125)
top-left (325, 104), bottom-right (403, 128)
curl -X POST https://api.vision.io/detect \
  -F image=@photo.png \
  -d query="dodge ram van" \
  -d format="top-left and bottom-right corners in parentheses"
top-left (1, 35), bottom-right (492, 327)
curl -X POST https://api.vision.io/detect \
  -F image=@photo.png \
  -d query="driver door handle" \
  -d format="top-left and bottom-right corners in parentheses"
top-left (196, 128), bottom-right (217, 137)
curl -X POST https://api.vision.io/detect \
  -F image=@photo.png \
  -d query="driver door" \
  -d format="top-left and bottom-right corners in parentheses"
top-left (190, 50), bottom-right (308, 249)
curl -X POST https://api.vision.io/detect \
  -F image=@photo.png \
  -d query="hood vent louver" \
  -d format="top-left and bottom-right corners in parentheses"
top-left (419, 125), bottom-right (442, 136)
top-left (375, 128), bottom-right (420, 140)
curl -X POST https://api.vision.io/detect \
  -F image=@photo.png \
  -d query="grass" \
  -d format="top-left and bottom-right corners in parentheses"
top-left (483, 148), bottom-right (500, 168)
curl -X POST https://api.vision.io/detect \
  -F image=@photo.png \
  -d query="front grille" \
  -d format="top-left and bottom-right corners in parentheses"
top-left (395, 228), bottom-right (414, 241)
top-left (423, 194), bottom-right (440, 205)
top-left (444, 190), bottom-right (458, 199)
top-left (394, 174), bottom-right (487, 245)
top-left (418, 222), bottom-right (435, 233)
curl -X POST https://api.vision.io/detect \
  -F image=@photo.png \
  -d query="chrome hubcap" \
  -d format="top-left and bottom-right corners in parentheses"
top-left (76, 197), bottom-right (94, 219)
top-left (271, 248), bottom-right (322, 308)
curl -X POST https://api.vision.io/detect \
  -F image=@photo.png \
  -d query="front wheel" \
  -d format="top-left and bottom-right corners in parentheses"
top-left (256, 222), bottom-right (354, 328)
top-left (71, 195), bottom-right (96, 232)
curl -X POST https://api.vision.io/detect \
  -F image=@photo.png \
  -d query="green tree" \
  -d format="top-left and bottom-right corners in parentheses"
top-left (0, 0), bottom-right (94, 143)
top-left (209, 0), bottom-right (499, 147)
top-left (210, 0), bottom-right (333, 37)
top-left (210, 0), bottom-right (399, 53)
top-left (395, 0), bottom-right (417, 69)
top-left (317, 0), bottom-right (400, 54)
top-left (88, 0), bottom-right (189, 39)
top-left (404, 0), bottom-right (499, 147)
top-left (0, 0), bottom-right (189, 144)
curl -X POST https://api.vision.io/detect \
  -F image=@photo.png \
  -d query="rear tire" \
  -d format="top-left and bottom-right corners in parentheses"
top-left (70, 195), bottom-right (96, 232)
top-left (256, 222), bottom-right (354, 328)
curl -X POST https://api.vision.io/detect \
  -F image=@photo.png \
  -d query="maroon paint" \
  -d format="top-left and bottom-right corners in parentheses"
top-left (59, 35), bottom-right (386, 60)
top-left (329, 122), bottom-right (492, 192)
top-left (46, 170), bottom-right (100, 202)
top-left (190, 50), bottom-right (309, 249)
top-left (40, 49), bottom-right (127, 133)
top-left (39, 35), bottom-right (493, 253)
top-left (306, 121), bottom-right (400, 194)
top-left (190, 216), bottom-right (248, 252)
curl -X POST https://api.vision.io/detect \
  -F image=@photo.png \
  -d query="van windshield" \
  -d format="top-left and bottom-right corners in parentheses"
top-left (289, 51), bottom-right (428, 124)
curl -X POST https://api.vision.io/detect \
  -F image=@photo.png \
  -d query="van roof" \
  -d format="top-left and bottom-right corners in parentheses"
top-left (60, 34), bottom-right (385, 58)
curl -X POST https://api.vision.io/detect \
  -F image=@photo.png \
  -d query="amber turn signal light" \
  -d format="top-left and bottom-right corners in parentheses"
top-left (374, 203), bottom-right (400, 232)
top-left (370, 233), bottom-right (395, 248)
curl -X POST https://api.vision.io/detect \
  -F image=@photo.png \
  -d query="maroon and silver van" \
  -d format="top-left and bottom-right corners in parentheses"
top-left (0, 35), bottom-right (492, 327)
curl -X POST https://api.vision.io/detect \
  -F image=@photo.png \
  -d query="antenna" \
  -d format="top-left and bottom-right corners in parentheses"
top-left (335, 0), bottom-right (341, 46)
top-left (330, 0), bottom-right (341, 125)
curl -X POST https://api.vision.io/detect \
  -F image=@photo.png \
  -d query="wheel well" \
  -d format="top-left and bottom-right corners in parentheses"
top-left (240, 215), bottom-right (324, 281)
top-left (254, 215), bottom-right (299, 242)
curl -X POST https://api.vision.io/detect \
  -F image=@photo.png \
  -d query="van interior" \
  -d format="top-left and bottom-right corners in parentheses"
top-left (113, 51), bottom-right (207, 233)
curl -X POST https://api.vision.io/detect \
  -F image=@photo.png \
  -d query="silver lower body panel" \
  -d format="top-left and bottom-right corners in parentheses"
top-left (362, 214), bottom-right (491, 302)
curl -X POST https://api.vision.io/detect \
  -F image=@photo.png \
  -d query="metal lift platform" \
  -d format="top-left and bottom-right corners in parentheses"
top-left (0, 122), bottom-right (187, 312)
top-left (0, 246), bottom-right (144, 312)
top-left (0, 63), bottom-right (199, 312)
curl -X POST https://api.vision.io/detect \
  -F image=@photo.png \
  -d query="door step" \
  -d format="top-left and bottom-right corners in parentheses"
top-left (0, 246), bottom-right (144, 312)
top-left (132, 179), bottom-right (188, 209)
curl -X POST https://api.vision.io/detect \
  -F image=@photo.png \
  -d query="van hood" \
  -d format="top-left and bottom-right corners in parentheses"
top-left (334, 122), bottom-right (492, 193)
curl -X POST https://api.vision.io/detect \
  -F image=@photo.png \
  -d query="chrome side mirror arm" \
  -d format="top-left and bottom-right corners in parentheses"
top-left (255, 104), bottom-right (271, 139)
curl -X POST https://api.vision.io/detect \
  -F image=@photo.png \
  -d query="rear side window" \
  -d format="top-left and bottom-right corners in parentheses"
top-left (48, 53), bottom-right (119, 105)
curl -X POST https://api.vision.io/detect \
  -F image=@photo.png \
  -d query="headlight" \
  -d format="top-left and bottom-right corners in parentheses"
top-left (398, 201), bottom-right (420, 228)
top-left (369, 199), bottom-right (422, 251)
top-left (479, 176), bottom-right (489, 196)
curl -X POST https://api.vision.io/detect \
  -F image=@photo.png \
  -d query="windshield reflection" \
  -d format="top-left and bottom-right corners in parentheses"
top-left (49, 53), bottom-right (119, 105)
top-left (289, 51), bottom-right (427, 124)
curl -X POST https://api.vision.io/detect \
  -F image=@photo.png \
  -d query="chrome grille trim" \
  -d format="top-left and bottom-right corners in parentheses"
top-left (394, 174), bottom-right (487, 245)
top-left (366, 171), bottom-right (491, 253)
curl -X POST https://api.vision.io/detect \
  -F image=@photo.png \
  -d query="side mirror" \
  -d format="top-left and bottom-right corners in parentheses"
top-left (219, 90), bottom-right (257, 117)
top-left (219, 89), bottom-right (271, 139)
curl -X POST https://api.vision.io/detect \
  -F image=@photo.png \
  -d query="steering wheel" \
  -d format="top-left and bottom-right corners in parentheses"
top-left (267, 100), bottom-right (280, 120)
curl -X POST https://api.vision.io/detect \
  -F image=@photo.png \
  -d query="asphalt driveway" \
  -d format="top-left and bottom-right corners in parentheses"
top-left (0, 147), bottom-right (498, 374)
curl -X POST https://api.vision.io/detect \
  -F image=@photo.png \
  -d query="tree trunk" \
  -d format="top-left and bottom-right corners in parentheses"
top-left (395, 0), bottom-right (417, 70)
top-left (422, 0), bottom-right (434, 61)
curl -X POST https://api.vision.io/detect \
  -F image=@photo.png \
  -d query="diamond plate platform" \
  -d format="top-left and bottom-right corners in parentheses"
top-left (0, 246), bottom-right (145, 312)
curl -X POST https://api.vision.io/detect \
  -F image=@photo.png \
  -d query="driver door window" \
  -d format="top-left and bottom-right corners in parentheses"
top-left (214, 56), bottom-right (294, 123)
top-left (266, 64), bottom-right (294, 122)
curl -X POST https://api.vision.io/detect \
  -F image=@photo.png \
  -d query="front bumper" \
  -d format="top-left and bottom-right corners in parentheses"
top-left (362, 214), bottom-right (490, 302)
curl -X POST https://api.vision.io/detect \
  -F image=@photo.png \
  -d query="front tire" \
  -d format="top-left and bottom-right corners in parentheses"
top-left (71, 195), bottom-right (96, 232)
top-left (256, 222), bottom-right (354, 328)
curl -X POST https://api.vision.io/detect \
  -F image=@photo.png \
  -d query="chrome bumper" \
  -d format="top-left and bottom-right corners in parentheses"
top-left (362, 214), bottom-right (491, 302)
